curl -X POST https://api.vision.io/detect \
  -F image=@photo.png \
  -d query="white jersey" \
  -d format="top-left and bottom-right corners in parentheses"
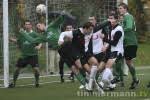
top-left (58, 28), bottom-right (92, 52)
top-left (84, 34), bottom-right (92, 52)
top-left (92, 30), bottom-right (104, 54)
top-left (58, 31), bottom-right (73, 43)
top-left (110, 25), bottom-right (124, 55)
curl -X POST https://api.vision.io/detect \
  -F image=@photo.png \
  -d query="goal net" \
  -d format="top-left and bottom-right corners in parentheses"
top-left (0, 0), bottom-right (118, 88)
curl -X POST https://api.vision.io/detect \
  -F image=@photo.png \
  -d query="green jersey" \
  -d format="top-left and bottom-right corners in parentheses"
top-left (21, 16), bottom-right (64, 50)
top-left (17, 30), bottom-right (39, 57)
top-left (123, 13), bottom-right (138, 47)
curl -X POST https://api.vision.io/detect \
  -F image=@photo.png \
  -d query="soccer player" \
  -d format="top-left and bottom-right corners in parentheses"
top-left (88, 16), bottom-right (110, 91)
top-left (118, 3), bottom-right (139, 89)
top-left (59, 24), bottom-right (74, 83)
top-left (58, 22), bottom-right (95, 88)
top-left (98, 13), bottom-right (124, 91)
top-left (9, 20), bottom-right (42, 88)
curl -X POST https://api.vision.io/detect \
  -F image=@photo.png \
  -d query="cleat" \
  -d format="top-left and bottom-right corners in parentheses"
top-left (61, 78), bottom-right (64, 83)
top-left (111, 77), bottom-right (120, 84)
top-left (35, 83), bottom-right (39, 88)
top-left (85, 84), bottom-right (93, 92)
top-left (79, 85), bottom-right (85, 89)
top-left (147, 82), bottom-right (150, 88)
top-left (129, 80), bottom-right (139, 89)
top-left (95, 81), bottom-right (104, 95)
top-left (68, 76), bottom-right (74, 82)
top-left (8, 83), bottom-right (15, 88)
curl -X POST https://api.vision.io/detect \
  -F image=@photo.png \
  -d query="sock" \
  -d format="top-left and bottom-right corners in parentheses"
top-left (99, 81), bottom-right (104, 87)
top-left (79, 68), bottom-right (86, 78)
top-left (95, 71), bottom-right (100, 81)
top-left (116, 58), bottom-right (124, 82)
top-left (13, 69), bottom-right (20, 85)
top-left (70, 71), bottom-right (74, 78)
top-left (128, 64), bottom-right (137, 81)
top-left (88, 65), bottom-right (97, 90)
top-left (34, 70), bottom-right (40, 85)
top-left (75, 72), bottom-right (86, 85)
top-left (101, 68), bottom-right (112, 86)
top-left (59, 58), bottom-right (64, 79)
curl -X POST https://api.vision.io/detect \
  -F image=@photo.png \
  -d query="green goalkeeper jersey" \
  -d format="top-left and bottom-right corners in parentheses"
top-left (17, 30), bottom-right (39, 57)
top-left (123, 13), bottom-right (138, 47)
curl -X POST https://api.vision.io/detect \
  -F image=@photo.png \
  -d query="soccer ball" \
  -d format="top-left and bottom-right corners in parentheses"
top-left (36, 4), bottom-right (46, 14)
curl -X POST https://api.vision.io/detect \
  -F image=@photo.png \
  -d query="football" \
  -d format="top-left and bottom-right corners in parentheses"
top-left (36, 4), bottom-right (46, 14)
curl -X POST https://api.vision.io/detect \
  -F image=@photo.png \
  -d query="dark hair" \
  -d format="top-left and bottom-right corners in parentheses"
top-left (118, 3), bottom-right (128, 11)
top-left (89, 16), bottom-right (97, 20)
top-left (82, 22), bottom-right (94, 29)
top-left (108, 13), bottom-right (118, 19)
top-left (24, 20), bottom-right (32, 25)
top-left (61, 24), bottom-right (73, 32)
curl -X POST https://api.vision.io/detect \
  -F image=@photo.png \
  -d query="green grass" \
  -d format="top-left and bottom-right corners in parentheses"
top-left (135, 43), bottom-right (150, 66)
top-left (0, 67), bottom-right (150, 100)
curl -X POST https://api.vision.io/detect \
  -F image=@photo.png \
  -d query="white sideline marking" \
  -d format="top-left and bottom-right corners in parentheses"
top-left (0, 80), bottom-right (72, 88)
top-left (0, 74), bottom-right (70, 80)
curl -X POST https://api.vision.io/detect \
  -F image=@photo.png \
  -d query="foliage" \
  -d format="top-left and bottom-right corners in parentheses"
top-left (128, 0), bottom-right (148, 43)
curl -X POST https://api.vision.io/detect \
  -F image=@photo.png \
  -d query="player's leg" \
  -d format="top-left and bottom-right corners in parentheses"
top-left (68, 71), bottom-right (74, 82)
top-left (32, 67), bottom-right (40, 87)
top-left (99, 52), bottom-right (119, 90)
top-left (71, 65), bottom-right (87, 86)
top-left (124, 46), bottom-right (139, 89)
top-left (9, 57), bottom-right (27, 88)
top-left (31, 55), bottom-right (40, 87)
top-left (111, 56), bottom-right (124, 87)
top-left (87, 56), bottom-right (99, 91)
top-left (59, 57), bottom-right (65, 83)
top-left (94, 53), bottom-right (106, 81)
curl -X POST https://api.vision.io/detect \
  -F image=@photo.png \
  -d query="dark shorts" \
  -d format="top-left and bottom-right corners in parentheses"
top-left (124, 45), bottom-right (137, 60)
top-left (80, 52), bottom-right (93, 66)
top-left (58, 42), bottom-right (72, 59)
top-left (16, 55), bottom-right (39, 68)
top-left (59, 57), bottom-right (73, 68)
top-left (94, 52), bottom-right (106, 63)
top-left (105, 51), bottom-right (123, 61)
top-left (58, 43), bottom-right (78, 67)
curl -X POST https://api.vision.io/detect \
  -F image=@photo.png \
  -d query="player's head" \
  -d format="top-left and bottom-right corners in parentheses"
top-left (82, 22), bottom-right (94, 35)
top-left (118, 3), bottom-right (128, 15)
top-left (36, 23), bottom-right (46, 32)
top-left (108, 13), bottom-right (118, 27)
top-left (65, 24), bottom-right (73, 31)
top-left (24, 20), bottom-right (32, 31)
top-left (88, 16), bottom-right (97, 26)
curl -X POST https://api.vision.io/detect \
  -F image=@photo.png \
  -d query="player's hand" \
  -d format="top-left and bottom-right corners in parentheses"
top-left (35, 44), bottom-right (42, 50)
top-left (100, 34), bottom-right (105, 39)
top-left (9, 36), bottom-right (17, 42)
top-left (101, 46), bottom-right (107, 52)
top-left (58, 41), bottom-right (64, 46)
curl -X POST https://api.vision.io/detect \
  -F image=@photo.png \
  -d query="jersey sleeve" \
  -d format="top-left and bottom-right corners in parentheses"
top-left (104, 31), bottom-right (122, 46)
top-left (20, 31), bottom-right (48, 44)
top-left (58, 31), bottom-right (73, 42)
top-left (123, 15), bottom-right (134, 32)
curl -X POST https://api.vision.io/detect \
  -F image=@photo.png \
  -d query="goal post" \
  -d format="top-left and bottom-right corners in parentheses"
top-left (3, 0), bottom-right (9, 88)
